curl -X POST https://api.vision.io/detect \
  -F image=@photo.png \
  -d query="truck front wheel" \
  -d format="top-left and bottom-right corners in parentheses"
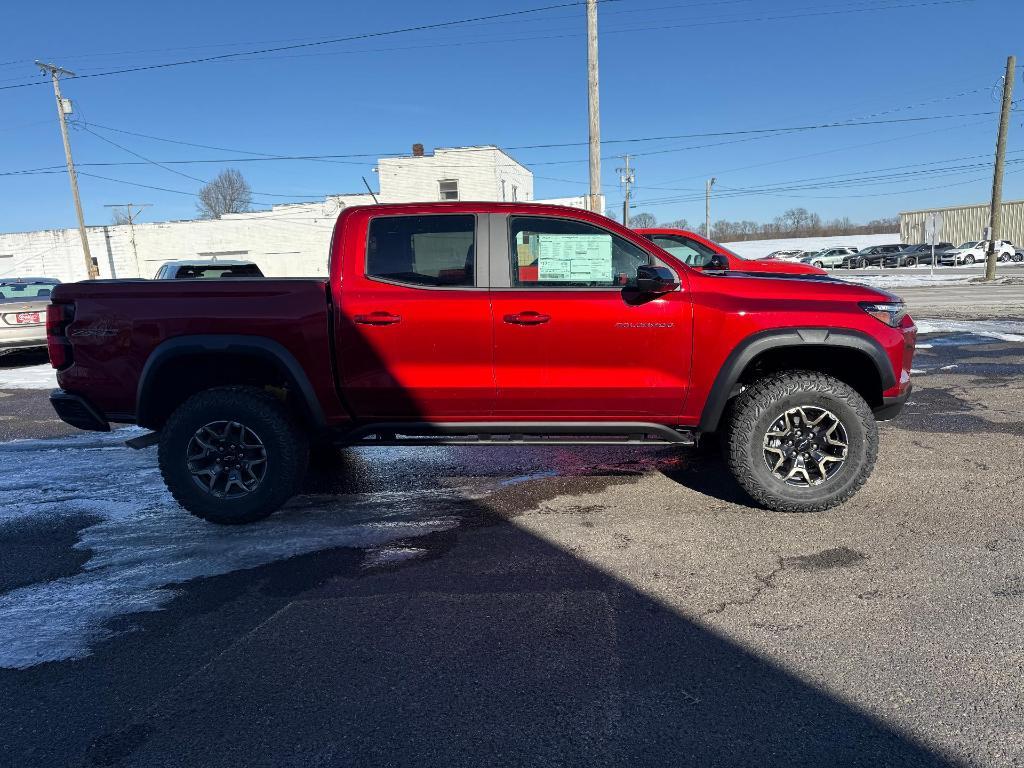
top-left (158, 386), bottom-right (309, 524)
top-left (725, 372), bottom-right (878, 513)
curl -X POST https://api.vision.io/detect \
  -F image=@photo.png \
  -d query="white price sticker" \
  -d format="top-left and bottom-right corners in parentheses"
top-left (536, 234), bottom-right (613, 283)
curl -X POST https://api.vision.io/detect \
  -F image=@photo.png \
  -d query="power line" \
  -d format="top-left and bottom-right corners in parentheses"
top-left (0, 1), bottom-right (623, 91)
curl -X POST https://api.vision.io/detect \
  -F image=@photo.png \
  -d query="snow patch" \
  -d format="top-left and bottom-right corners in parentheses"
top-left (915, 319), bottom-right (1024, 342)
top-left (722, 233), bottom-right (900, 260)
top-left (0, 363), bottom-right (57, 390)
top-left (0, 429), bottom-right (460, 669)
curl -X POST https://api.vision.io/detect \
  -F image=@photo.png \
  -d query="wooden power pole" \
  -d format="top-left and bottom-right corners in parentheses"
top-left (104, 203), bottom-right (152, 277)
top-left (985, 54), bottom-right (1015, 281)
top-left (36, 61), bottom-right (98, 279)
top-left (586, 0), bottom-right (602, 214)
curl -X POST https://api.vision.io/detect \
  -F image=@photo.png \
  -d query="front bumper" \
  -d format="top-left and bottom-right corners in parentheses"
top-left (873, 384), bottom-right (912, 421)
top-left (50, 390), bottom-right (110, 432)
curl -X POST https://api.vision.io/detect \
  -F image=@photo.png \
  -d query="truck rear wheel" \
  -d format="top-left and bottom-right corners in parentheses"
top-left (724, 372), bottom-right (878, 513)
top-left (158, 386), bottom-right (309, 524)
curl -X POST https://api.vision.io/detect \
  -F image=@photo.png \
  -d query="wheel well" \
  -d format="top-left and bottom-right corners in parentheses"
top-left (139, 352), bottom-right (307, 430)
top-left (738, 345), bottom-right (884, 408)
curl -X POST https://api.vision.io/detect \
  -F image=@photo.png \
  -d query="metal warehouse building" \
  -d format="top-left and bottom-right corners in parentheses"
top-left (900, 199), bottom-right (1024, 246)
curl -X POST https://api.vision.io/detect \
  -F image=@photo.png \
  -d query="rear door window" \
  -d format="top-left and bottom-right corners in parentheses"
top-left (367, 215), bottom-right (476, 287)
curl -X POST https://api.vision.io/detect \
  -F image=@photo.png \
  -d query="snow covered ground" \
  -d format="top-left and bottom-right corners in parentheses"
top-left (0, 430), bottom-right (462, 669)
top-left (723, 233), bottom-right (900, 260)
top-left (0, 363), bottom-right (57, 390)
top-left (915, 319), bottom-right (1024, 342)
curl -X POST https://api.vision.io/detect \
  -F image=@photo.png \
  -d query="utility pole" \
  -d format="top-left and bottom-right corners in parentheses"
top-left (617, 155), bottom-right (634, 226)
top-left (985, 54), bottom-right (1015, 281)
top-left (705, 177), bottom-right (717, 239)
top-left (586, 0), bottom-right (602, 214)
top-left (35, 61), bottom-right (98, 279)
top-left (104, 203), bottom-right (152, 277)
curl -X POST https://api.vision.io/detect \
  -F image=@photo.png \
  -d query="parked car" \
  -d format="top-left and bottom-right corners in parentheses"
top-left (883, 243), bottom-right (954, 268)
top-left (47, 202), bottom-right (915, 523)
top-left (1, 277), bottom-right (60, 355)
top-left (154, 260), bottom-right (264, 279)
top-left (1013, 246), bottom-right (1024, 263)
top-left (763, 249), bottom-right (805, 261)
top-left (853, 244), bottom-right (910, 268)
top-left (800, 247), bottom-right (859, 269)
top-left (940, 240), bottom-right (1015, 266)
top-left (635, 229), bottom-right (827, 275)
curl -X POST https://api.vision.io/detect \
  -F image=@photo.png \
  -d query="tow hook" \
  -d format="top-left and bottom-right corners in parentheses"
top-left (125, 431), bottom-right (160, 450)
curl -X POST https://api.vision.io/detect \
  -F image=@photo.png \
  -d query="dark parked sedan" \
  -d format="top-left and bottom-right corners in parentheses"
top-left (853, 244), bottom-right (909, 268)
top-left (884, 243), bottom-right (954, 268)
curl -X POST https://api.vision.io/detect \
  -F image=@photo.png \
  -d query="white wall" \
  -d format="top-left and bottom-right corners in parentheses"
top-left (378, 147), bottom-right (533, 203)
top-left (722, 233), bottom-right (902, 260)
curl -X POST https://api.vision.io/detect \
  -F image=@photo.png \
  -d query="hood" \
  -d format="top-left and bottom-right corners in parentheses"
top-left (731, 257), bottom-right (827, 276)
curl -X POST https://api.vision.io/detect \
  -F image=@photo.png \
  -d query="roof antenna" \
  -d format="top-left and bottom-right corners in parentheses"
top-left (361, 176), bottom-right (379, 204)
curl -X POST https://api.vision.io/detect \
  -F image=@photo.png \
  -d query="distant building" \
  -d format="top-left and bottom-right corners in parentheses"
top-left (900, 199), bottom-right (1024, 246)
top-left (0, 144), bottom-right (601, 281)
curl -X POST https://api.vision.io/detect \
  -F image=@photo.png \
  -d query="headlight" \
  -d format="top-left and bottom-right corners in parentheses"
top-left (860, 301), bottom-right (906, 327)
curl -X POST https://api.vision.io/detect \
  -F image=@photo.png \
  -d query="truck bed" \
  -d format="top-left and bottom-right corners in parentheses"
top-left (51, 278), bottom-right (345, 424)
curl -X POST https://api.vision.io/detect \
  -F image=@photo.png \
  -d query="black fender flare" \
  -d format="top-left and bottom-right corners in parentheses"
top-left (136, 334), bottom-right (327, 430)
top-left (698, 328), bottom-right (896, 433)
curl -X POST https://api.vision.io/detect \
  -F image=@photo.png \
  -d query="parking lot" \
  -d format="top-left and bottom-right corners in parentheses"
top-left (1, 288), bottom-right (1023, 767)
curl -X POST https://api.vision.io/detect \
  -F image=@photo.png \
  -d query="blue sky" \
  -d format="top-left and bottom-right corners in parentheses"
top-left (1, 0), bottom-right (1021, 233)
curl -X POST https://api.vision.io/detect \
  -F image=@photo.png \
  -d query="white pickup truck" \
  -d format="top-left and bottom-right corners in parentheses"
top-left (939, 240), bottom-right (1015, 266)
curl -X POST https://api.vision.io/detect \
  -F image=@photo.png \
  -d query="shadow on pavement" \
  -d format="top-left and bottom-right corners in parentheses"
top-left (0, 304), bottom-right (959, 768)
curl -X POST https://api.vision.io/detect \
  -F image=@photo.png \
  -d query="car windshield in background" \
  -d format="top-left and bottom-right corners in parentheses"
top-left (958, 242), bottom-right (979, 249)
top-left (177, 265), bottom-right (263, 279)
top-left (0, 281), bottom-right (57, 303)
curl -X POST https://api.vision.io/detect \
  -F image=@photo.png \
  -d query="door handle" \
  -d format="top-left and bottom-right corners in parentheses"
top-left (504, 311), bottom-right (550, 326)
top-left (354, 312), bottom-right (402, 326)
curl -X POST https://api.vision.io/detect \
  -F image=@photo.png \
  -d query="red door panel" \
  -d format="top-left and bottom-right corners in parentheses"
top-left (490, 290), bottom-right (690, 420)
top-left (337, 283), bottom-right (495, 420)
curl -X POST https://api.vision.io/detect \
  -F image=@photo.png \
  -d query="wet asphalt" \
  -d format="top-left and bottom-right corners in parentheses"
top-left (0, 328), bottom-right (1022, 767)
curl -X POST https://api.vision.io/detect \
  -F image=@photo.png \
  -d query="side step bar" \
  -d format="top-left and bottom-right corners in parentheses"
top-left (337, 422), bottom-right (698, 447)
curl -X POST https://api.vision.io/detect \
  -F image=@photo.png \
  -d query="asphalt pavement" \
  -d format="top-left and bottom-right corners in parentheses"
top-left (1, 316), bottom-right (1022, 767)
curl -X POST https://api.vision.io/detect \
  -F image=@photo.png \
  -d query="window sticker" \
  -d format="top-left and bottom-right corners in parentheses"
top-left (536, 234), bottom-right (613, 283)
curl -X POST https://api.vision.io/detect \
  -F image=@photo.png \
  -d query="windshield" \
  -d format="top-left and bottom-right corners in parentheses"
top-left (644, 234), bottom-right (742, 266)
top-left (175, 264), bottom-right (263, 279)
top-left (958, 242), bottom-right (979, 249)
top-left (0, 281), bottom-right (57, 303)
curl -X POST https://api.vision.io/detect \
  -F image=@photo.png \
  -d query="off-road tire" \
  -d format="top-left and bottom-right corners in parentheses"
top-left (725, 371), bottom-right (878, 513)
top-left (159, 386), bottom-right (309, 524)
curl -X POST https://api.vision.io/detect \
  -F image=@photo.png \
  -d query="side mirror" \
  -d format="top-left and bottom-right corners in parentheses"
top-left (704, 252), bottom-right (729, 271)
top-left (634, 265), bottom-right (679, 294)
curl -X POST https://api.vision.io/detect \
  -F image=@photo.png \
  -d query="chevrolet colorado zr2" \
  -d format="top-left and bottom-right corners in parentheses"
top-left (46, 202), bottom-right (916, 524)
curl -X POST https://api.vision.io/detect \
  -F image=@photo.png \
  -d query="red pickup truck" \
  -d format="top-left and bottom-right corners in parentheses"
top-left (47, 202), bottom-right (915, 524)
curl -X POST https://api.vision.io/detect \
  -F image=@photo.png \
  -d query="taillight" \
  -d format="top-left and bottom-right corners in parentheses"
top-left (46, 302), bottom-right (75, 370)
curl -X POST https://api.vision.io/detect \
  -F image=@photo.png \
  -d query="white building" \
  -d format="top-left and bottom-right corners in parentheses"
top-left (0, 145), bottom-right (598, 282)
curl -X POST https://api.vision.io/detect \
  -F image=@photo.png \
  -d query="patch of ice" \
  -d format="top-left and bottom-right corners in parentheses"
top-left (916, 343), bottom-right (933, 349)
top-left (0, 363), bottom-right (57, 390)
top-left (362, 546), bottom-right (428, 569)
top-left (0, 429), bottom-right (460, 669)
top-left (939, 364), bottom-right (959, 371)
top-left (915, 319), bottom-right (1024, 342)
top-left (910, 369), bottom-right (927, 375)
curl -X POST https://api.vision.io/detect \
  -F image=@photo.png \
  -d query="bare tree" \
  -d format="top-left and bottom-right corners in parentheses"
top-left (662, 218), bottom-right (689, 230)
top-left (109, 206), bottom-right (132, 225)
top-left (629, 212), bottom-right (657, 228)
top-left (197, 169), bottom-right (252, 219)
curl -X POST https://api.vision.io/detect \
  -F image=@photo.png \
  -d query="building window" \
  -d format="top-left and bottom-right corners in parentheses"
top-left (439, 179), bottom-right (459, 201)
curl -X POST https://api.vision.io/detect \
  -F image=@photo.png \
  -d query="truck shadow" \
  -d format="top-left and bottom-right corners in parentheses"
top-left (3, 310), bottom-right (956, 767)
